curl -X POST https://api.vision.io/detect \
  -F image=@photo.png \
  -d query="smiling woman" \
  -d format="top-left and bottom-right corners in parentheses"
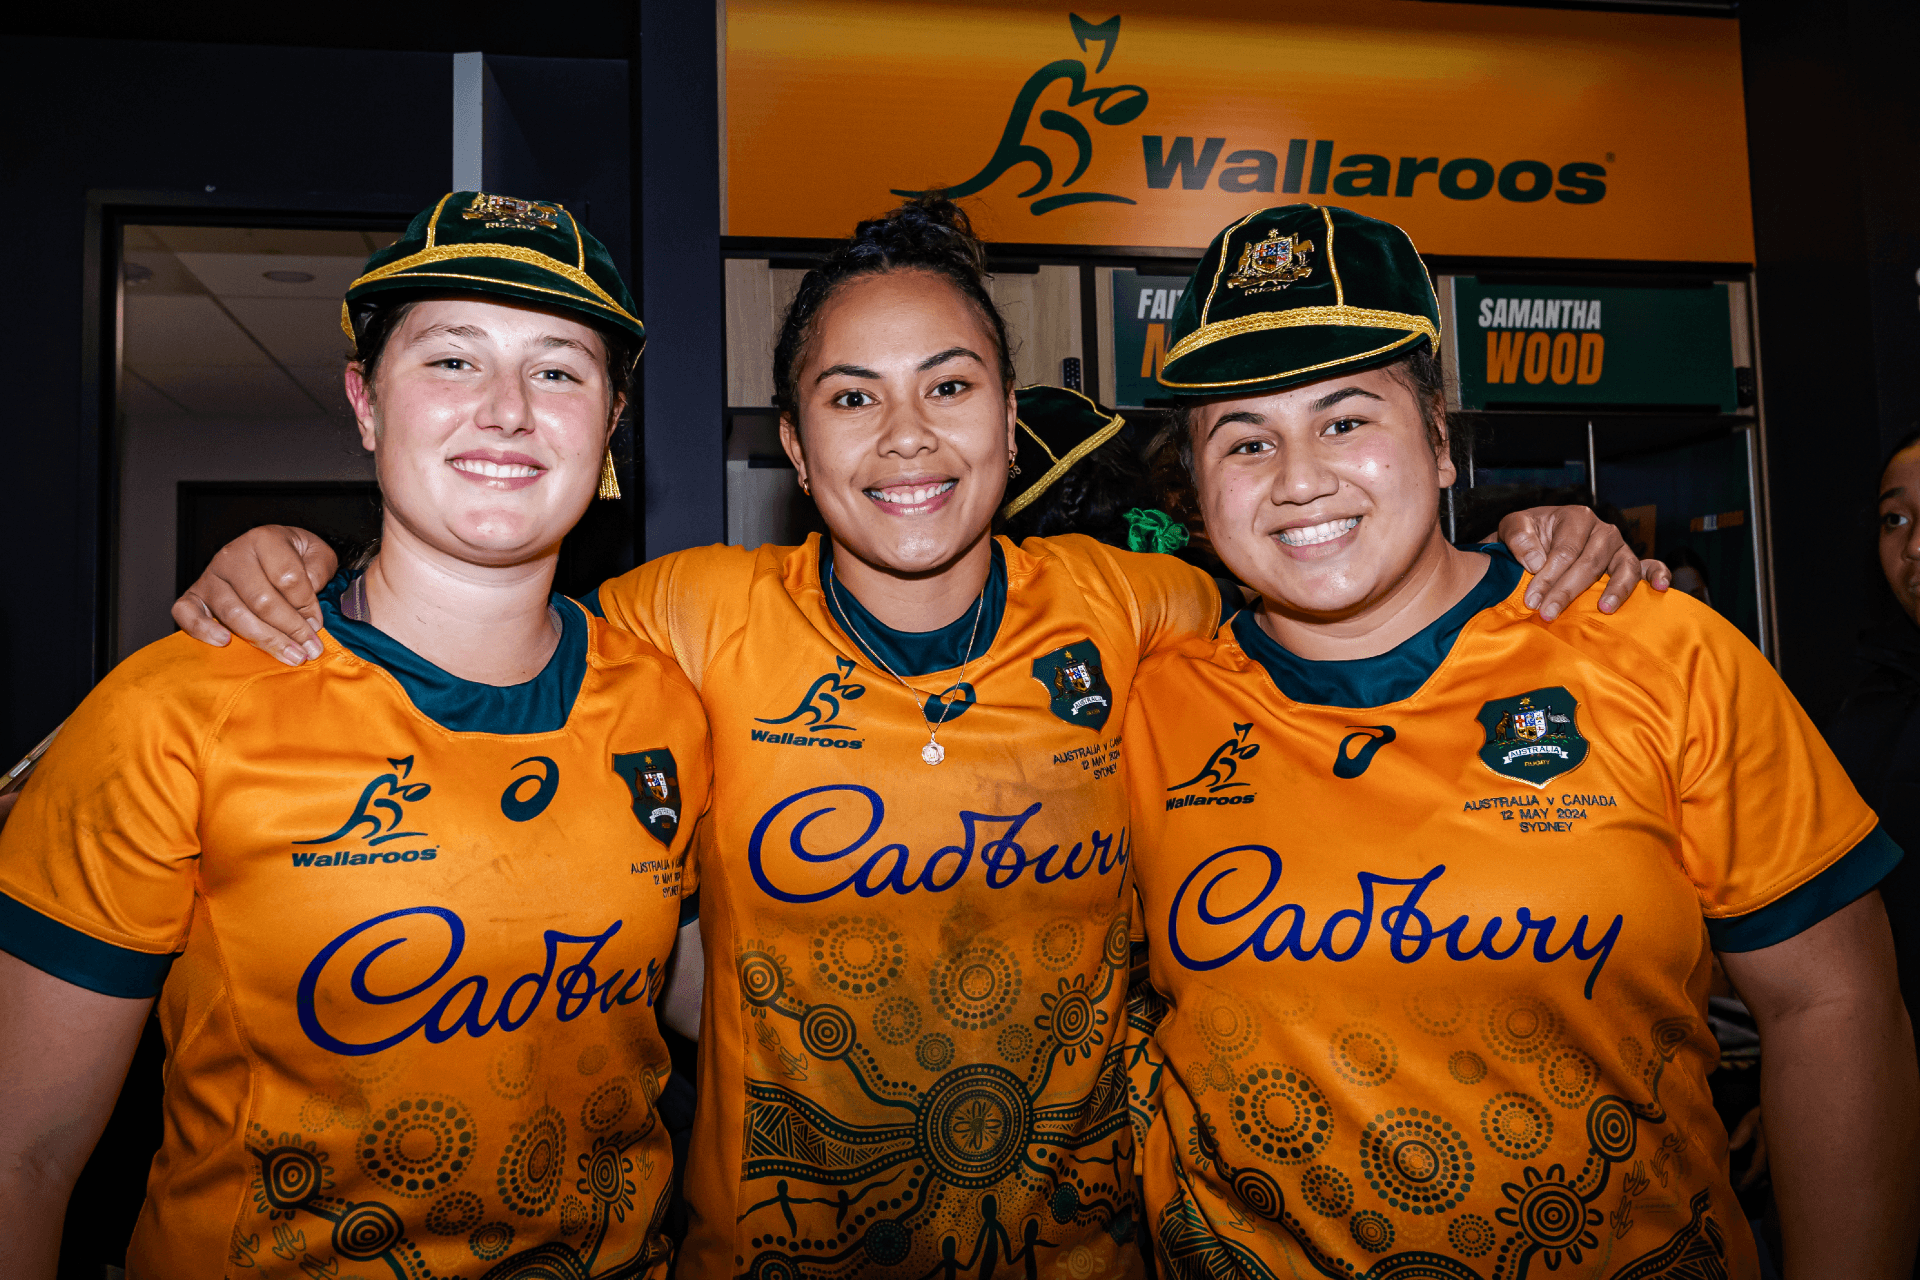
top-left (157, 196), bottom-right (1657, 1280)
top-left (0, 193), bottom-right (711, 1280)
top-left (1122, 204), bottom-right (1918, 1279)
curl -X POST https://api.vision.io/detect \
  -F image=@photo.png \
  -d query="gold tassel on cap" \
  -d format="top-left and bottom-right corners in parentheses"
top-left (597, 449), bottom-right (622, 501)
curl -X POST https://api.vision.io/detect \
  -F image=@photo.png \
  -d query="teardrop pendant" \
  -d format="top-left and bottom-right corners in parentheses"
top-left (921, 739), bottom-right (946, 766)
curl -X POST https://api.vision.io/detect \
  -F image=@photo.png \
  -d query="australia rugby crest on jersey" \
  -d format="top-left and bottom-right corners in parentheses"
top-left (614, 749), bottom-right (681, 845)
top-left (1032, 640), bottom-right (1113, 730)
top-left (1476, 687), bottom-right (1588, 784)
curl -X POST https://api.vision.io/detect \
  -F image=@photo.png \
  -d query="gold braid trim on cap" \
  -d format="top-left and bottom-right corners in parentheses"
top-left (344, 243), bottom-right (641, 326)
top-left (1157, 328), bottom-right (1429, 391)
top-left (1000, 388), bottom-right (1126, 520)
top-left (1162, 305), bottom-right (1438, 367)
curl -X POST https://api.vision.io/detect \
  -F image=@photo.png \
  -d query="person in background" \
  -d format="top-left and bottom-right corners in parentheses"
top-left (1001, 383), bottom-right (1230, 584)
top-left (1831, 429), bottom-right (1920, 1030)
top-left (1667, 546), bottom-right (1714, 608)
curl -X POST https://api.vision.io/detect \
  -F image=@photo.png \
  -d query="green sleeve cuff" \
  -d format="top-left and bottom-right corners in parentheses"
top-left (1708, 824), bottom-right (1904, 953)
top-left (677, 889), bottom-right (701, 928)
top-left (0, 890), bottom-right (176, 998)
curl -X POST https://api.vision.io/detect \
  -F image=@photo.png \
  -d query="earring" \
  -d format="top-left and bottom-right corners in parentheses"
top-left (1008, 458), bottom-right (1022, 478)
top-left (597, 448), bottom-right (622, 500)
top-left (799, 476), bottom-right (811, 497)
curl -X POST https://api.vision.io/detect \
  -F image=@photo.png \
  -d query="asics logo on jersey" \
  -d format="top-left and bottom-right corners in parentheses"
top-left (748, 783), bottom-right (1128, 903)
top-left (297, 905), bottom-right (663, 1056)
top-left (1167, 848), bottom-right (1624, 998)
top-left (757, 656), bottom-right (867, 733)
top-left (294, 755), bottom-right (431, 847)
top-left (1332, 725), bottom-right (1396, 779)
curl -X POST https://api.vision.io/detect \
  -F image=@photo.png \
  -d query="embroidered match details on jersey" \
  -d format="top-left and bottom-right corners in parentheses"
top-left (591, 533), bottom-right (1220, 1280)
top-left (1122, 547), bottom-right (1897, 1279)
top-left (0, 579), bottom-right (712, 1280)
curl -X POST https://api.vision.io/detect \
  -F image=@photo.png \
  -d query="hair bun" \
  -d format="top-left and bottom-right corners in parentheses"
top-left (771, 195), bottom-right (1014, 419)
top-left (845, 197), bottom-right (989, 280)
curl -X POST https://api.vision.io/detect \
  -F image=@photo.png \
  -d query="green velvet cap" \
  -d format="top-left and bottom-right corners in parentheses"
top-left (1158, 204), bottom-right (1438, 398)
top-left (1002, 385), bottom-right (1126, 519)
top-left (341, 191), bottom-right (643, 347)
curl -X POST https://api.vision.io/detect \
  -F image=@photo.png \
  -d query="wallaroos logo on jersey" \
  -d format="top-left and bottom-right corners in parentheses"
top-left (1477, 687), bottom-right (1589, 784)
top-left (891, 14), bottom-right (1606, 219)
top-left (290, 755), bottom-right (439, 867)
top-left (1166, 722), bottom-right (1259, 809)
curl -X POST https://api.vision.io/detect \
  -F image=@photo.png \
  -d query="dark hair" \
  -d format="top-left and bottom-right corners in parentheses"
top-left (1000, 432), bottom-right (1156, 546)
top-left (1149, 343), bottom-right (1458, 513)
top-left (771, 197), bottom-right (1017, 424)
top-left (349, 295), bottom-right (640, 422)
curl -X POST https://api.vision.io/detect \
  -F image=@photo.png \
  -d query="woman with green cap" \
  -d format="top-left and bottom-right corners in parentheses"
top-left (1122, 204), bottom-right (1917, 1277)
top-left (0, 192), bottom-right (711, 1279)
top-left (161, 197), bottom-right (1656, 1279)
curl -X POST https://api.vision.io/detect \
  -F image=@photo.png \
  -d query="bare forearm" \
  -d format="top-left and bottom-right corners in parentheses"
top-left (1759, 996), bottom-right (1919, 1277)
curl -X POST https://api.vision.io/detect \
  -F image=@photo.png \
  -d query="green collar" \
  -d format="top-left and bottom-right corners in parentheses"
top-left (319, 573), bottom-right (588, 733)
top-left (1233, 545), bottom-right (1521, 709)
top-left (821, 540), bottom-right (1008, 680)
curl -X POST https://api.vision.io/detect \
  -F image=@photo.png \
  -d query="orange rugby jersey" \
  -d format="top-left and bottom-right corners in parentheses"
top-left (1122, 547), bottom-right (1896, 1280)
top-left (590, 533), bottom-right (1222, 1280)
top-left (0, 577), bottom-right (711, 1280)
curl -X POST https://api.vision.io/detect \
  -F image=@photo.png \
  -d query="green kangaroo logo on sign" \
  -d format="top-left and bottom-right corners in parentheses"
top-left (892, 14), bottom-right (1147, 216)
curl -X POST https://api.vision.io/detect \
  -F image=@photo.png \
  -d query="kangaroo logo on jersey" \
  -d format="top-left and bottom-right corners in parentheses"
top-left (756, 655), bottom-right (867, 733)
top-left (1169, 723), bottom-right (1259, 793)
top-left (294, 755), bottom-right (431, 846)
top-left (1032, 640), bottom-right (1112, 730)
top-left (614, 749), bottom-right (681, 846)
top-left (1332, 725), bottom-right (1396, 779)
top-left (1476, 687), bottom-right (1588, 784)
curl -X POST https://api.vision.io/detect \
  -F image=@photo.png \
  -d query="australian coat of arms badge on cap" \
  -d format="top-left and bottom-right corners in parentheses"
top-left (1031, 640), bottom-right (1113, 730)
top-left (462, 192), bottom-right (562, 230)
top-left (613, 748), bottom-right (681, 846)
top-left (1227, 229), bottom-right (1314, 292)
top-left (1475, 687), bottom-right (1588, 784)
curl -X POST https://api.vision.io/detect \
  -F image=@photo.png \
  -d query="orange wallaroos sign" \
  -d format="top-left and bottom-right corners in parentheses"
top-left (726, 0), bottom-right (1754, 262)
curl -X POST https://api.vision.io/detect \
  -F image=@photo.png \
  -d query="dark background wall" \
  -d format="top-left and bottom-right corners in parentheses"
top-left (1741, 0), bottom-right (1920, 721)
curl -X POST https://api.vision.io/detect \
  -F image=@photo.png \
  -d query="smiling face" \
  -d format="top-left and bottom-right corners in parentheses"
top-left (1878, 443), bottom-right (1920, 625)
top-left (1189, 363), bottom-right (1457, 622)
top-left (346, 296), bottom-right (620, 568)
top-left (779, 269), bottom-right (1017, 577)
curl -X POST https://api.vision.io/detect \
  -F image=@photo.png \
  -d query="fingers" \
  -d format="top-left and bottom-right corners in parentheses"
top-left (1520, 510), bottom-right (1604, 620)
top-left (170, 590), bottom-right (232, 647)
top-left (0, 790), bottom-right (18, 832)
top-left (1640, 558), bottom-right (1672, 591)
top-left (176, 526), bottom-right (333, 664)
top-left (193, 567), bottom-right (312, 666)
top-left (1496, 510), bottom-right (1551, 575)
top-left (1596, 547), bottom-right (1644, 614)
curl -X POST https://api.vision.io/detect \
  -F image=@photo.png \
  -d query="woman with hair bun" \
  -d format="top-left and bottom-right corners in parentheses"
top-left (169, 197), bottom-right (1655, 1278)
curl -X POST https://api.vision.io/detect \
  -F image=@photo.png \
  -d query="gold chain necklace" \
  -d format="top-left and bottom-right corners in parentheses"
top-left (827, 562), bottom-right (986, 766)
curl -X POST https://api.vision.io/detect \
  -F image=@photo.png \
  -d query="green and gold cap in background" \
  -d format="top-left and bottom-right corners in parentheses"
top-left (1158, 204), bottom-right (1438, 398)
top-left (1002, 384), bottom-right (1126, 519)
top-left (341, 191), bottom-right (644, 346)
